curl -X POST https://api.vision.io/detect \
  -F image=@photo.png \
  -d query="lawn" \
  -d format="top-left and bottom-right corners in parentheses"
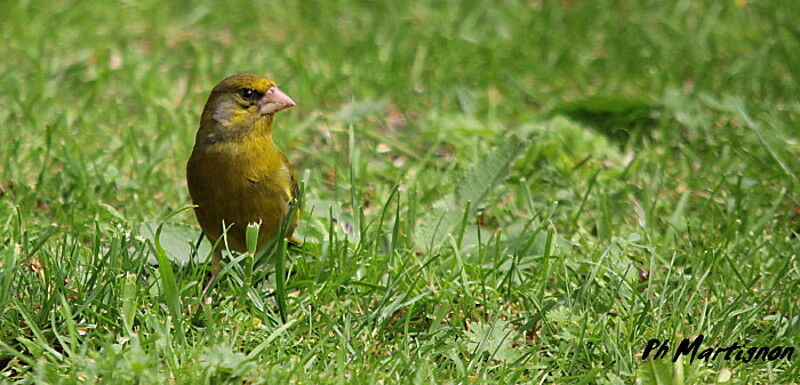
top-left (0, 0), bottom-right (798, 383)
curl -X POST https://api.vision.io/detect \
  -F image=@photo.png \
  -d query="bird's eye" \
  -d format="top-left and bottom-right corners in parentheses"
top-left (238, 88), bottom-right (262, 101)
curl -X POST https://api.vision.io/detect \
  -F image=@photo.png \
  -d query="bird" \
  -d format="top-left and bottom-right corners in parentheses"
top-left (186, 73), bottom-right (298, 289)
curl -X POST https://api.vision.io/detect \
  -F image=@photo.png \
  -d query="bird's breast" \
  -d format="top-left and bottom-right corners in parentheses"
top-left (187, 139), bottom-right (293, 249)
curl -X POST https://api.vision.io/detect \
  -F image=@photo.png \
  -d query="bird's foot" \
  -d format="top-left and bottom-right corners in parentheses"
top-left (288, 237), bottom-right (303, 249)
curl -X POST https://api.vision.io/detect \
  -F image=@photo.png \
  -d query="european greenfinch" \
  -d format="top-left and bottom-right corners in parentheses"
top-left (186, 73), bottom-right (298, 285)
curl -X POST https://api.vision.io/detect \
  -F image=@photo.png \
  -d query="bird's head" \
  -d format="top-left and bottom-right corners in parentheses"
top-left (198, 73), bottom-right (296, 143)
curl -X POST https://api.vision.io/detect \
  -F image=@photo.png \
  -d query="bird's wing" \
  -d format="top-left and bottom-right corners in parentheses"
top-left (280, 152), bottom-right (302, 244)
top-left (280, 152), bottom-right (300, 206)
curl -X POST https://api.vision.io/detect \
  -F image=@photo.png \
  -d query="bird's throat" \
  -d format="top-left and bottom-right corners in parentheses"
top-left (199, 114), bottom-right (273, 146)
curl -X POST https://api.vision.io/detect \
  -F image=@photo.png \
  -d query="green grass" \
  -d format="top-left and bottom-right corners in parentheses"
top-left (1, 0), bottom-right (799, 383)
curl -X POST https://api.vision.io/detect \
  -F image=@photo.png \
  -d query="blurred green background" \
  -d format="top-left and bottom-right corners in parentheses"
top-left (0, 0), bottom-right (798, 383)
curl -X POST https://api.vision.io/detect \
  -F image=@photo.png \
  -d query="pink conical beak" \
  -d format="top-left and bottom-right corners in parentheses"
top-left (259, 86), bottom-right (296, 115)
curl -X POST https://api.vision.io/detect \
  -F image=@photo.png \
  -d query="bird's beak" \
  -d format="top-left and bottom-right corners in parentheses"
top-left (258, 86), bottom-right (296, 115)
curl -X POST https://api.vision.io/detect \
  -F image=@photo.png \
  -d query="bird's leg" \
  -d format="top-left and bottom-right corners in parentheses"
top-left (202, 250), bottom-right (222, 295)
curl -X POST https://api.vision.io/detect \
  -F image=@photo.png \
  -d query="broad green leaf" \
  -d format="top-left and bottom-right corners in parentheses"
top-left (139, 222), bottom-right (211, 265)
top-left (551, 95), bottom-right (660, 140)
top-left (636, 359), bottom-right (676, 385)
top-left (465, 320), bottom-right (520, 363)
top-left (414, 135), bottom-right (526, 251)
top-left (200, 344), bottom-right (253, 377)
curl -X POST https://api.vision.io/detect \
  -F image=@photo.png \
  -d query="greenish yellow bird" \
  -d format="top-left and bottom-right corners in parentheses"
top-left (187, 73), bottom-right (298, 283)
